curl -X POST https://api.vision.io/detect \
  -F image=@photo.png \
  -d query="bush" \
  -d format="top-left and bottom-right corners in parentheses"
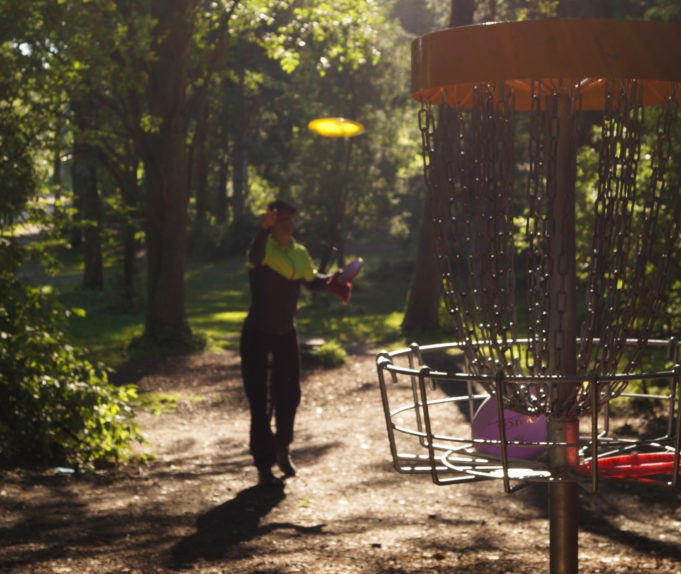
top-left (127, 327), bottom-right (208, 360)
top-left (307, 340), bottom-right (348, 368)
top-left (0, 243), bottom-right (144, 470)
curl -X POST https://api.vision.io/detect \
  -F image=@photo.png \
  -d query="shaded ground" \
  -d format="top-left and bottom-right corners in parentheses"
top-left (2, 349), bottom-right (681, 573)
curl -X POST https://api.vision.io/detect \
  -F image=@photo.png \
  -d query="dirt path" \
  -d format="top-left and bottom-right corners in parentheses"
top-left (2, 350), bottom-right (681, 573)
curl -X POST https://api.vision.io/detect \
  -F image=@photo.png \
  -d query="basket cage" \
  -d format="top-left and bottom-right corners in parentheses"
top-left (376, 338), bottom-right (681, 492)
top-left (380, 78), bottom-right (681, 491)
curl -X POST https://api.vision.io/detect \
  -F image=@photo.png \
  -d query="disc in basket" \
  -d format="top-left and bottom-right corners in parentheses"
top-left (471, 396), bottom-right (547, 459)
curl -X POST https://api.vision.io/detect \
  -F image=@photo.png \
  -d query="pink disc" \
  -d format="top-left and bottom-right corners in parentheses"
top-left (337, 258), bottom-right (363, 282)
top-left (471, 396), bottom-right (547, 459)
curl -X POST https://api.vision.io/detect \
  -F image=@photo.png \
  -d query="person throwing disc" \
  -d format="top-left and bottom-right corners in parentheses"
top-left (240, 199), bottom-right (355, 486)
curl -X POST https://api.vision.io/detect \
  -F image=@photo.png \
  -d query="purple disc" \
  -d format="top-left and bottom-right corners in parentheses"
top-left (471, 396), bottom-right (547, 459)
top-left (337, 259), bottom-right (363, 282)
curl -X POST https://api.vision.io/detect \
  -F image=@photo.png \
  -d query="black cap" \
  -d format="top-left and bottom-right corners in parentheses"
top-left (267, 199), bottom-right (297, 214)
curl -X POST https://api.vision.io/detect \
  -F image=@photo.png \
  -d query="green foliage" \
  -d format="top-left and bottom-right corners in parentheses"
top-left (306, 339), bottom-right (349, 367)
top-left (135, 391), bottom-right (204, 415)
top-left (135, 392), bottom-right (182, 416)
top-left (127, 327), bottom-right (208, 361)
top-left (240, 1), bottom-right (418, 257)
top-left (222, 213), bottom-right (260, 257)
top-left (57, 251), bottom-right (409, 364)
top-left (249, 0), bottom-right (384, 76)
top-left (0, 110), bottom-right (37, 221)
top-left (0, 241), bottom-right (144, 470)
top-left (645, 0), bottom-right (681, 21)
top-left (0, 5), bottom-right (147, 471)
top-left (296, 254), bottom-right (409, 349)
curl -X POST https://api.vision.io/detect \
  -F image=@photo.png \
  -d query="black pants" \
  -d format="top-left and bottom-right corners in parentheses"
top-left (240, 326), bottom-right (301, 468)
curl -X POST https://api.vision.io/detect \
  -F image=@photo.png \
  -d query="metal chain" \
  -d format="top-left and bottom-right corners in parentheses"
top-left (579, 80), bottom-right (681, 389)
top-left (420, 84), bottom-right (520, 396)
top-left (525, 80), bottom-right (550, 377)
top-left (419, 79), bottom-right (681, 416)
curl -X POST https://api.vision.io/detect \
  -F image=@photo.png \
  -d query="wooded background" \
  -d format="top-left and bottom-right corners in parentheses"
top-left (3, 0), bottom-right (681, 468)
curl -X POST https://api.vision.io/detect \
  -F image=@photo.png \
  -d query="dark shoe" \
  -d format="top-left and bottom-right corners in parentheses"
top-left (257, 465), bottom-right (282, 486)
top-left (276, 449), bottom-right (296, 477)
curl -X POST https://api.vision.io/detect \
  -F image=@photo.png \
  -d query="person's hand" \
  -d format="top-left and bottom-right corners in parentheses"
top-left (261, 207), bottom-right (277, 231)
top-left (327, 274), bottom-right (352, 304)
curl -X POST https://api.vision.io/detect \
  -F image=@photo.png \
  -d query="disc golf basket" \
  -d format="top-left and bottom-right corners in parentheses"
top-left (376, 19), bottom-right (681, 574)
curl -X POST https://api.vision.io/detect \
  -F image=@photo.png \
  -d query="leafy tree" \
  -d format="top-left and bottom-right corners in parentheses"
top-left (71, 99), bottom-right (104, 289)
top-left (38, 0), bottom-right (237, 346)
top-left (0, 1), bottom-right (143, 470)
top-left (20, 0), bottom-right (414, 353)
top-left (0, 245), bottom-right (143, 469)
top-left (60, 0), bottom-right (398, 346)
top-left (402, 0), bottom-right (473, 333)
top-left (238, 0), bottom-right (417, 263)
top-left (644, 0), bottom-right (681, 21)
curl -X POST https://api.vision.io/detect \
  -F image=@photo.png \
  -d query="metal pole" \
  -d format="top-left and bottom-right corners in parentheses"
top-left (548, 421), bottom-right (579, 573)
top-left (547, 93), bottom-right (579, 574)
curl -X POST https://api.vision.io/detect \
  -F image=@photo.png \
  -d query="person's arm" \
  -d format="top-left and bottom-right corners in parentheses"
top-left (305, 269), bottom-right (351, 303)
top-left (299, 239), bottom-right (351, 302)
top-left (248, 208), bottom-right (277, 266)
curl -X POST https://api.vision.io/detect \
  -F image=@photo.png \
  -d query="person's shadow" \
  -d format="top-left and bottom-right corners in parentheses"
top-left (171, 484), bottom-right (325, 569)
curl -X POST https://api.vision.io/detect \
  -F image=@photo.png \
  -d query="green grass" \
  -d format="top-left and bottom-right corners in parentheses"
top-left (135, 391), bottom-right (205, 415)
top-left (296, 261), bottom-right (408, 350)
top-left (184, 258), bottom-right (250, 351)
top-left (50, 251), bottom-right (414, 368)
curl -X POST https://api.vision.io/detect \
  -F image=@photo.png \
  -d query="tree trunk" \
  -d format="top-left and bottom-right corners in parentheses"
top-left (189, 109), bottom-right (210, 254)
top-left (214, 86), bottom-right (231, 226)
top-left (120, 163), bottom-right (140, 307)
top-left (52, 123), bottom-right (63, 220)
top-left (401, 185), bottom-right (441, 332)
top-left (216, 153), bottom-right (229, 225)
top-left (231, 53), bottom-right (248, 221)
top-left (449, 0), bottom-right (475, 26)
top-left (142, 0), bottom-right (192, 343)
top-left (402, 0), bottom-right (476, 333)
top-left (71, 102), bottom-right (103, 290)
top-left (320, 138), bottom-right (351, 272)
top-left (80, 155), bottom-right (103, 290)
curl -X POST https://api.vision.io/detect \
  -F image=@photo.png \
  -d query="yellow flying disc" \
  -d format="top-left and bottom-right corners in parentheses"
top-left (308, 117), bottom-right (364, 138)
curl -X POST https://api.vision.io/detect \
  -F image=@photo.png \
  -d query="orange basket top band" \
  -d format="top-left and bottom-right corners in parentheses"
top-left (412, 19), bottom-right (681, 110)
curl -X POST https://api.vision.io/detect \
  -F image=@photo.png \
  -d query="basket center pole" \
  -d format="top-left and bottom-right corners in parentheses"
top-left (546, 92), bottom-right (580, 574)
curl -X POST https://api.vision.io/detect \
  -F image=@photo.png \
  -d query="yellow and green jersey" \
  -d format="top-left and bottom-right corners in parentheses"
top-left (244, 230), bottom-right (326, 335)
